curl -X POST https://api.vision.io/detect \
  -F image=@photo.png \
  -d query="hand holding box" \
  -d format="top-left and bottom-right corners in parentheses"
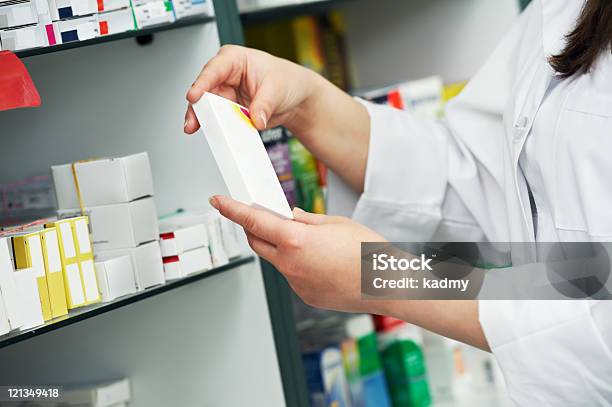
top-left (192, 93), bottom-right (294, 219)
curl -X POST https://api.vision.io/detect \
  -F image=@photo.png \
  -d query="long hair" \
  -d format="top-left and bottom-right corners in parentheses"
top-left (549, 0), bottom-right (612, 78)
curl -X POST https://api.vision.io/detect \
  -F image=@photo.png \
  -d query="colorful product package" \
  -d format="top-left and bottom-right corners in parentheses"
top-left (287, 135), bottom-right (325, 214)
top-left (261, 127), bottom-right (297, 208)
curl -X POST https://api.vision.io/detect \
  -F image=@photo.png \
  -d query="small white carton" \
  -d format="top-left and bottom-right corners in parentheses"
top-left (163, 246), bottom-right (212, 280)
top-left (159, 224), bottom-right (208, 257)
top-left (52, 152), bottom-right (154, 210)
top-left (97, 7), bottom-right (134, 36)
top-left (0, 237), bottom-right (23, 330)
top-left (60, 197), bottom-right (159, 251)
top-left (62, 378), bottom-right (131, 407)
top-left (0, 1), bottom-right (38, 29)
top-left (95, 255), bottom-right (136, 302)
top-left (133, 1), bottom-right (175, 29)
top-left (95, 241), bottom-right (164, 290)
top-left (192, 92), bottom-right (293, 219)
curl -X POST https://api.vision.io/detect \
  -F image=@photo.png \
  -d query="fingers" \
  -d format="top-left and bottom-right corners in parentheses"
top-left (210, 195), bottom-right (300, 245)
top-left (292, 207), bottom-right (346, 225)
top-left (186, 45), bottom-right (245, 105)
top-left (248, 77), bottom-right (281, 130)
top-left (184, 105), bottom-right (200, 134)
top-left (245, 232), bottom-right (277, 262)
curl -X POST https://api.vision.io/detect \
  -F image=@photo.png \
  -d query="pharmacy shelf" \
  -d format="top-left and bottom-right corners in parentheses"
top-left (15, 14), bottom-right (216, 58)
top-left (240, 0), bottom-right (356, 25)
top-left (0, 255), bottom-right (255, 349)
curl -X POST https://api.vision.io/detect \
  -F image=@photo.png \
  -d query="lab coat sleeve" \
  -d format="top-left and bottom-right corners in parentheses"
top-left (328, 2), bottom-right (537, 243)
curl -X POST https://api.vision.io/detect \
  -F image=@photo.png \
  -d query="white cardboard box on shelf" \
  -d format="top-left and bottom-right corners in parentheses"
top-left (13, 268), bottom-right (45, 330)
top-left (192, 92), bottom-right (293, 219)
top-left (163, 246), bottom-right (212, 280)
top-left (60, 197), bottom-right (159, 251)
top-left (97, 7), bottom-right (134, 36)
top-left (172, 0), bottom-right (212, 19)
top-left (55, 15), bottom-right (98, 43)
top-left (47, 0), bottom-right (97, 20)
top-left (95, 241), bottom-right (164, 290)
top-left (0, 23), bottom-right (47, 51)
top-left (219, 216), bottom-right (243, 259)
top-left (96, 0), bottom-right (130, 13)
top-left (62, 378), bottom-right (131, 407)
top-left (0, 0), bottom-right (38, 29)
top-left (205, 215), bottom-right (229, 267)
top-left (0, 290), bottom-right (11, 335)
top-left (52, 152), bottom-right (154, 210)
top-left (0, 237), bottom-right (24, 330)
top-left (95, 255), bottom-right (136, 302)
top-left (159, 224), bottom-right (208, 257)
top-left (132, 1), bottom-right (175, 29)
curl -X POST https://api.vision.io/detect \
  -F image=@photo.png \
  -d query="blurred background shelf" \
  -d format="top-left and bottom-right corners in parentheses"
top-left (240, 0), bottom-right (356, 24)
top-left (0, 255), bottom-right (255, 350)
top-left (15, 14), bottom-right (216, 58)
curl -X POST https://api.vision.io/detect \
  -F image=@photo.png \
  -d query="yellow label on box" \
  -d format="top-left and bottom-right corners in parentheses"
top-left (49, 219), bottom-right (87, 309)
top-left (41, 228), bottom-right (69, 318)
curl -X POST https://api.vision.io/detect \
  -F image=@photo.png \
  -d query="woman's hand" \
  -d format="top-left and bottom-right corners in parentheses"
top-left (185, 45), bottom-right (324, 134)
top-left (185, 45), bottom-right (371, 193)
top-left (209, 195), bottom-right (490, 351)
top-left (209, 195), bottom-right (385, 313)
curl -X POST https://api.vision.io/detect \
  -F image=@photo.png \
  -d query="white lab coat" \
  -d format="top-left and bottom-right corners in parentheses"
top-left (328, 0), bottom-right (612, 405)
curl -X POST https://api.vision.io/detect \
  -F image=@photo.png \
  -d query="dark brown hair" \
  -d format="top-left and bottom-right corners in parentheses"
top-left (549, 0), bottom-right (612, 78)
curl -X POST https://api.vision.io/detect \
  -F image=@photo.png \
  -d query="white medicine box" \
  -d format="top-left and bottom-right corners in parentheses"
top-left (192, 93), bottom-right (293, 219)
top-left (96, 241), bottom-right (164, 290)
top-left (59, 197), bottom-right (159, 251)
top-left (52, 152), bottom-right (154, 210)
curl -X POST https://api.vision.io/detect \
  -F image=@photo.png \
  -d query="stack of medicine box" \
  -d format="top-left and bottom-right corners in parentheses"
top-left (159, 210), bottom-right (244, 277)
top-left (52, 152), bottom-right (164, 294)
top-left (159, 223), bottom-right (212, 280)
top-left (46, 0), bottom-right (134, 45)
top-left (0, 0), bottom-right (213, 51)
top-left (0, 216), bottom-right (100, 334)
top-left (0, 0), bottom-right (58, 51)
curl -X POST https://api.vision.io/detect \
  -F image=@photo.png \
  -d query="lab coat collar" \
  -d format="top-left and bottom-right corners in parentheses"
top-left (540, 0), bottom-right (585, 57)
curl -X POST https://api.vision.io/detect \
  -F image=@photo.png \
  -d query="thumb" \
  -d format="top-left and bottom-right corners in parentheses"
top-left (292, 207), bottom-right (335, 225)
top-left (249, 80), bottom-right (281, 130)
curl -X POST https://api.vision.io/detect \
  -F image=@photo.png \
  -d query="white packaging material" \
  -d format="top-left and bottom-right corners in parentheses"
top-left (219, 216), bottom-right (242, 259)
top-left (0, 23), bottom-right (46, 50)
top-left (172, 0), bottom-right (212, 19)
top-left (132, 1), bottom-right (175, 29)
top-left (95, 255), bottom-right (136, 302)
top-left (55, 15), bottom-right (98, 43)
top-left (0, 0), bottom-right (37, 29)
top-left (97, 7), bottom-right (134, 36)
top-left (60, 197), bottom-right (159, 251)
top-left (48, 0), bottom-right (97, 20)
top-left (62, 378), bottom-right (131, 407)
top-left (192, 93), bottom-right (293, 219)
top-left (159, 224), bottom-right (208, 257)
top-left (14, 268), bottom-right (44, 330)
top-left (95, 241), bottom-right (164, 290)
top-left (205, 215), bottom-right (228, 267)
top-left (163, 246), bottom-right (212, 280)
top-left (0, 290), bottom-right (11, 335)
top-left (52, 152), bottom-right (154, 210)
top-left (97, 0), bottom-right (129, 12)
top-left (0, 237), bottom-right (23, 330)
